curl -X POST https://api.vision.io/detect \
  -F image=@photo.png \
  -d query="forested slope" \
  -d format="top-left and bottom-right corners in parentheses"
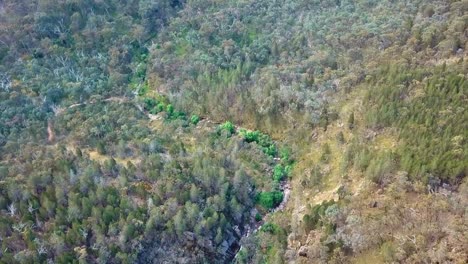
top-left (0, 1), bottom-right (287, 263)
top-left (0, 0), bottom-right (467, 263)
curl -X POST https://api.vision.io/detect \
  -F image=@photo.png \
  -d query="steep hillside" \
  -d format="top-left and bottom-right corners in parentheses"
top-left (0, 0), bottom-right (467, 263)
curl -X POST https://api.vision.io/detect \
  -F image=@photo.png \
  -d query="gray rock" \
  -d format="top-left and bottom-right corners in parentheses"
top-left (298, 246), bottom-right (308, 257)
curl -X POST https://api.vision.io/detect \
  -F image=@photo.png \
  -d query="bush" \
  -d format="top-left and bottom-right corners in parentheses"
top-left (219, 121), bottom-right (235, 135)
top-left (166, 104), bottom-right (174, 115)
top-left (239, 129), bottom-right (260, 143)
top-left (190, 115), bottom-right (200, 125)
top-left (255, 213), bottom-right (262, 222)
top-left (260, 222), bottom-right (279, 234)
top-left (172, 111), bottom-right (186, 120)
top-left (263, 145), bottom-right (277, 157)
top-left (273, 165), bottom-right (286, 182)
top-left (239, 128), bottom-right (277, 157)
top-left (257, 191), bottom-right (283, 209)
top-left (156, 103), bottom-right (165, 112)
top-left (280, 147), bottom-right (293, 164)
top-left (284, 165), bottom-right (293, 177)
top-left (143, 98), bottom-right (158, 111)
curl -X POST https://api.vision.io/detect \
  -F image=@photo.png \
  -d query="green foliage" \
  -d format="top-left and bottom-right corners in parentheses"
top-left (146, 99), bottom-right (165, 115)
top-left (260, 222), bottom-right (280, 234)
top-left (144, 98), bottom-right (158, 111)
top-left (365, 65), bottom-right (467, 182)
top-left (257, 191), bottom-right (283, 209)
top-left (262, 144), bottom-right (277, 158)
top-left (280, 147), bottom-right (293, 165)
top-left (273, 165), bottom-right (286, 182)
top-left (156, 103), bottom-right (165, 113)
top-left (239, 129), bottom-right (277, 157)
top-left (166, 104), bottom-right (174, 115)
top-left (255, 213), bottom-right (262, 222)
top-left (284, 165), bottom-right (293, 177)
top-left (240, 129), bottom-right (260, 143)
top-left (219, 121), bottom-right (235, 135)
top-left (190, 115), bottom-right (200, 125)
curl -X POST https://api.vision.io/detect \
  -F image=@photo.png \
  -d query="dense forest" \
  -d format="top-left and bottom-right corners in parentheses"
top-left (0, 0), bottom-right (467, 263)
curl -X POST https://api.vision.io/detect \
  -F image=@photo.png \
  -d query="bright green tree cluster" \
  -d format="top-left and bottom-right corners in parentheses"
top-left (257, 191), bottom-right (283, 209)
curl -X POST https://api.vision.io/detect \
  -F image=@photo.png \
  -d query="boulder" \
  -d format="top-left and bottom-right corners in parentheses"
top-left (298, 246), bottom-right (308, 257)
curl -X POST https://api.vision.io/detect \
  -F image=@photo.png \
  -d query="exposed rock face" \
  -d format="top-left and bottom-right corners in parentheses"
top-left (298, 246), bottom-right (308, 257)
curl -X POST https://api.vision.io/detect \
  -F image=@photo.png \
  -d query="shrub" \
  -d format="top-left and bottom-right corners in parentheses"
top-left (273, 165), bottom-right (285, 182)
top-left (172, 111), bottom-right (186, 120)
top-left (166, 104), bottom-right (174, 115)
top-left (263, 145), bottom-right (277, 157)
top-left (240, 129), bottom-right (260, 143)
top-left (260, 222), bottom-right (279, 234)
top-left (143, 98), bottom-right (158, 111)
top-left (284, 165), bottom-right (293, 177)
top-left (239, 128), bottom-right (277, 157)
top-left (190, 115), bottom-right (200, 125)
top-left (280, 147), bottom-right (293, 164)
top-left (156, 103), bottom-right (165, 112)
top-left (255, 213), bottom-right (262, 222)
top-left (219, 121), bottom-right (235, 135)
top-left (257, 191), bottom-right (283, 209)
